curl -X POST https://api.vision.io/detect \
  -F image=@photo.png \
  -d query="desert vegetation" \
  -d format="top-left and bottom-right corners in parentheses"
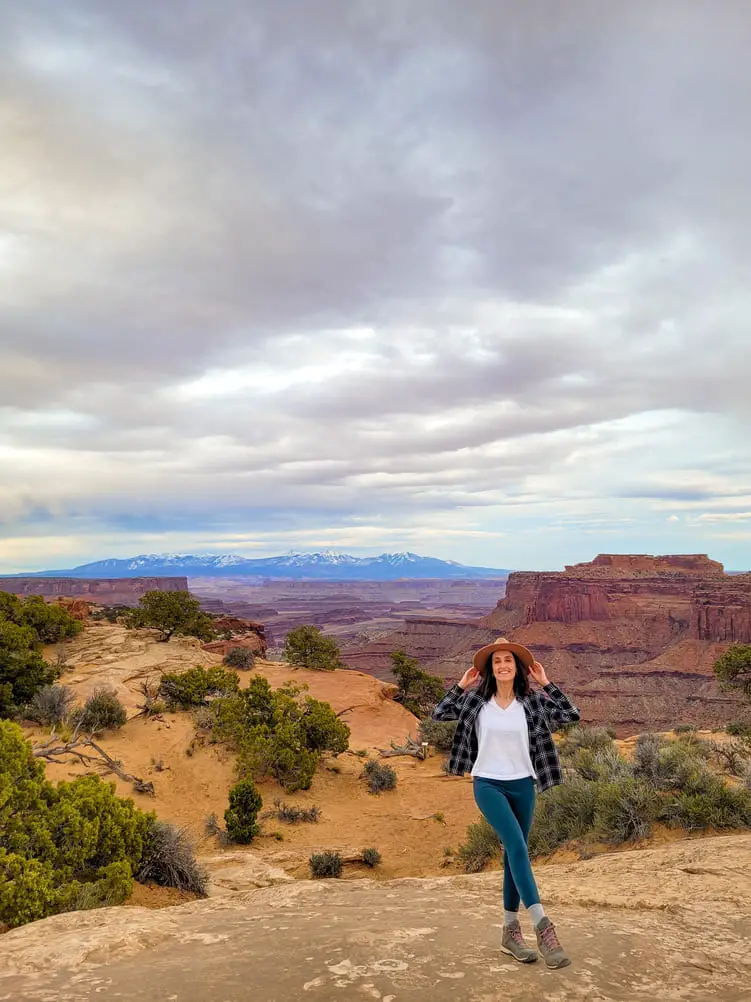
top-left (166, 671), bottom-right (352, 792)
top-left (390, 650), bottom-right (445, 717)
top-left (125, 590), bottom-right (215, 643)
top-left (456, 726), bottom-right (751, 872)
top-left (283, 624), bottom-right (344, 670)
top-left (0, 721), bottom-right (205, 929)
top-left (0, 593), bottom-right (82, 717)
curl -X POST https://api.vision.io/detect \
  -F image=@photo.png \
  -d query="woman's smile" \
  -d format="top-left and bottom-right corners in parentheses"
top-left (492, 651), bottom-right (517, 680)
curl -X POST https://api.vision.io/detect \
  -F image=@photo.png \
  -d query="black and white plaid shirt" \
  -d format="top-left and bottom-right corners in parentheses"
top-left (431, 681), bottom-right (581, 793)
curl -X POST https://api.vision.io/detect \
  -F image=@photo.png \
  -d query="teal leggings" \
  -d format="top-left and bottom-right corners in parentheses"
top-left (473, 776), bottom-right (540, 911)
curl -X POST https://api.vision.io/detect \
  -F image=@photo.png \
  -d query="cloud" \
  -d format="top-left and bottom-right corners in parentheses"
top-left (1, 1), bottom-right (750, 571)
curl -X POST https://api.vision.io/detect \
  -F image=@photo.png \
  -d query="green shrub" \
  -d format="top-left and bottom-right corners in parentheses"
top-left (239, 723), bottom-right (320, 792)
top-left (0, 722), bottom-right (153, 928)
top-left (159, 665), bottom-right (239, 708)
top-left (418, 717), bottom-right (458, 752)
top-left (272, 800), bottom-right (321, 823)
top-left (72, 687), bottom-right (127, 732)
top-left (13, 596), bottom-right (84, 644)
top-left (126, 590), bottom-right (215, 643)
top-left (223, 647), bottom-right (255, 670)
top-left (631, 733), bottom-right (667, 782)
top-left (0, 852), bottom-right (59, 928)
top-left (90, 605), bottom-right (130, 624)
top-left (528, 779), bottom-right (599, 857)
top-left (593, 778), bottom-right (657, 844)
top-left (0, 618), bottom-right (58, 718)
top-left (457, 817), bottom-right (501, 873)
top-left (361, 759), bottom-right (397, 794)
top-left (26, 684), bottom-right (76, 726)
top-left (713, 644), bottom-right (751, 701)
top-left (571, 746), bottom-right (633, 782)
top-left (558, 725), bottom-right (616, 758)
top-left (743, 763), bottom-right (751, 791)
top-left (661, 779), bottom-right (751, 832)
top-left (136, 820), bottom-right (208, 895)
top-left (361, 847), bottom-right (381, 868)
top-left (214, 678), bottom-right (348, 793)
top-left (673, 731), bottom-right (711, 758)
top-left (726, 722), bottom-right (751, 739)
top-left (224, 779), bottom-right (263, 843)
top-left (299, 699), bottom-right (350, 754)
top-left (673, 724), bottom-right (697, 734)
top-left (283, 626), bottom-right (343, 670)
top-left (0, 721), bottom-right (216, 927)
top-left (390, 651), bottom-right (445, 717)
top-left (710, 739), bottom-right (751, 777)
top-left (309, 850), bottom-right (343, 878)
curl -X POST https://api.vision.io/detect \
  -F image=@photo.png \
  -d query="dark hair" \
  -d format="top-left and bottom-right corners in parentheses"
top-left (477, 651), bottom-right (530, 702)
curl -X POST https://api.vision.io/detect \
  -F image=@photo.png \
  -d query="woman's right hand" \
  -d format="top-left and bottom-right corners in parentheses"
top-left (458, 665), bottom-right (481, 690)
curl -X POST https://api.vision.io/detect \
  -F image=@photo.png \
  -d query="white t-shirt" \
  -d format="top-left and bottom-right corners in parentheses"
top-left (470, 698), bottom-right (536, 781)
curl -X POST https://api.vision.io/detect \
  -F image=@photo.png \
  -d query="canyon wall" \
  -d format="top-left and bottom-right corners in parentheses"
top-left (343, 555), bottom-right (751, 734)
top-left (0, 576), bottom-right (189, 606)
top-left (478, 554), bottom-right (751, 732)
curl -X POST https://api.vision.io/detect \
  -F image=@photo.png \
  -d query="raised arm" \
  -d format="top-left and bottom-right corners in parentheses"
top-left (431, 665), bottom-right (480, 721)
top-left (528, 660), bottom-right (581, 730)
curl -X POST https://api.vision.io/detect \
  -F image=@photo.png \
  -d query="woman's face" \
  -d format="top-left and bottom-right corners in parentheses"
top-left (491, 649), bottom-right (517, 683)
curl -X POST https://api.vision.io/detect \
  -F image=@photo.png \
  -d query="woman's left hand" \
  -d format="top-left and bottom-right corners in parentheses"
top-left (528, 660), bottom-right (550, 686)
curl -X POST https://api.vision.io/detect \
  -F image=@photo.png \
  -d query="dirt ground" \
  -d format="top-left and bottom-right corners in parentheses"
top-left (25, 623), bottom-right (742, 893)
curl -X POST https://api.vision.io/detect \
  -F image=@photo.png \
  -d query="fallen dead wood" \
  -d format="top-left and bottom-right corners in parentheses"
top-left (32, 728), bottom-right (155, 795)
top-left (376, 735), bottom-right (429, 759)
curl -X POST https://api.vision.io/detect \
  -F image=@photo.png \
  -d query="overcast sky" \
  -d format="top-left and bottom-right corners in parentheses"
top-left (2, 1), bottom-right (750, 573)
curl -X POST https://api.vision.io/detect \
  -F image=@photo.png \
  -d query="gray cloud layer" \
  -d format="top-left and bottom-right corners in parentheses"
top-left (1, 1), bottom-right (750, 570)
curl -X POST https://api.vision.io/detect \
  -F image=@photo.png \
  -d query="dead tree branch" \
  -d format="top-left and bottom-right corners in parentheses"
top-left (377, 735), bottom-right (429, 759)
top-left (32, 733), bottom-right (155, 795)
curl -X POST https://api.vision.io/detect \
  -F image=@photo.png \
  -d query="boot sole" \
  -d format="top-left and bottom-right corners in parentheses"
top-left (500, 945), bottom-right (538, 963)
top-left (543, 956), bottom-right (571, 969)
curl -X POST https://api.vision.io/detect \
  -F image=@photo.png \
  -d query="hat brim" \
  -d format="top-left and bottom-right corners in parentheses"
top-left (473, 641), bottom-right (534, 672)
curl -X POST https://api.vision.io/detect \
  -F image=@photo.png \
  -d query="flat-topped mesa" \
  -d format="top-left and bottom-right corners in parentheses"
top-left (565, 554), bottom-right (725, 577)
top-left (481, 554), bottom-right (751, 642)
top-left (0, 576), bottom-right (189, 606)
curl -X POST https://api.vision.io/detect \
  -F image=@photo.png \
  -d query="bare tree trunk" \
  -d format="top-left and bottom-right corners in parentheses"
top-left (33, 730), bottom-right (155, 795)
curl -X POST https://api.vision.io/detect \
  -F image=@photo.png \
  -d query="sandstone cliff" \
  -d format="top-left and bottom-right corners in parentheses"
top-left (0, 576), bottom-right (189, 606)
top-left (340, 615), bottom-right (499, 682)
top-left (479, 554), bottom-right (751, 732)
top-left (342, 555), bottom-right (751, 733)
top-left (200, 615), bottom-right (268, 657)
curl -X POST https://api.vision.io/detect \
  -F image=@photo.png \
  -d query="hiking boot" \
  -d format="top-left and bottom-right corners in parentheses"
top-left (500, 920), bottom-right (537, 963)
top-left (535, 917), bottom-right (570, 968)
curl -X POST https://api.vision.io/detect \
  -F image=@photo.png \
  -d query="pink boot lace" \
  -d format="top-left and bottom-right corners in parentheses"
top-left (507, 924), bottom-right (525, 946)
top-left (539, 922), bottom-right (562, 952)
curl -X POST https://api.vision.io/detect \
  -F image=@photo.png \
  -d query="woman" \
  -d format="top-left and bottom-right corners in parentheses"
top-left (432, 635), bottom-right (580, 969)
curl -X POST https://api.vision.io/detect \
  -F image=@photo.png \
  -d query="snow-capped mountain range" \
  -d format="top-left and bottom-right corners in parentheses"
top-left (20, 550), bottom-right (509, 581)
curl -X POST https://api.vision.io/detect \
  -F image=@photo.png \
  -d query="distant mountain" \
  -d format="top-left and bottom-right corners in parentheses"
top-left (21, 550), bottom-right (510, 581)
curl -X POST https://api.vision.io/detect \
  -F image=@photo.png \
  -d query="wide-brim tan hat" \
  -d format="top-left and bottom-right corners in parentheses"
top-left (473, 636), bottom-right (535, 672)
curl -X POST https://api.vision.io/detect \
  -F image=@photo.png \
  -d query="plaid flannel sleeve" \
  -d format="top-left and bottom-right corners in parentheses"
top-left (431, 684), bottom-right (468, 721)
top-left (537, 682), bottom-right (581, 731)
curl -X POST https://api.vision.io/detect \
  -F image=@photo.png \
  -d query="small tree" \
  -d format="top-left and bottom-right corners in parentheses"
top-left (283, 626), bottom-right (343, 671)
top-left (224, 778), bottom-right (263, 843)
top-left (309, 850), bottom-right (343, 878)
top-left (223, 647), bottom-right (255, 670)
top-left (159, 665), bottom-right (239, 708)
top-left (390, 651), bottom-right (445, 717)
top-left (714, 645), bottom-right (751, 702)
top-left (126, 591), bottom-right (215, 643)
top-left (72, 687), bottom-right (128, 732)
top-left (0, 619), bottom-right (58, 718)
